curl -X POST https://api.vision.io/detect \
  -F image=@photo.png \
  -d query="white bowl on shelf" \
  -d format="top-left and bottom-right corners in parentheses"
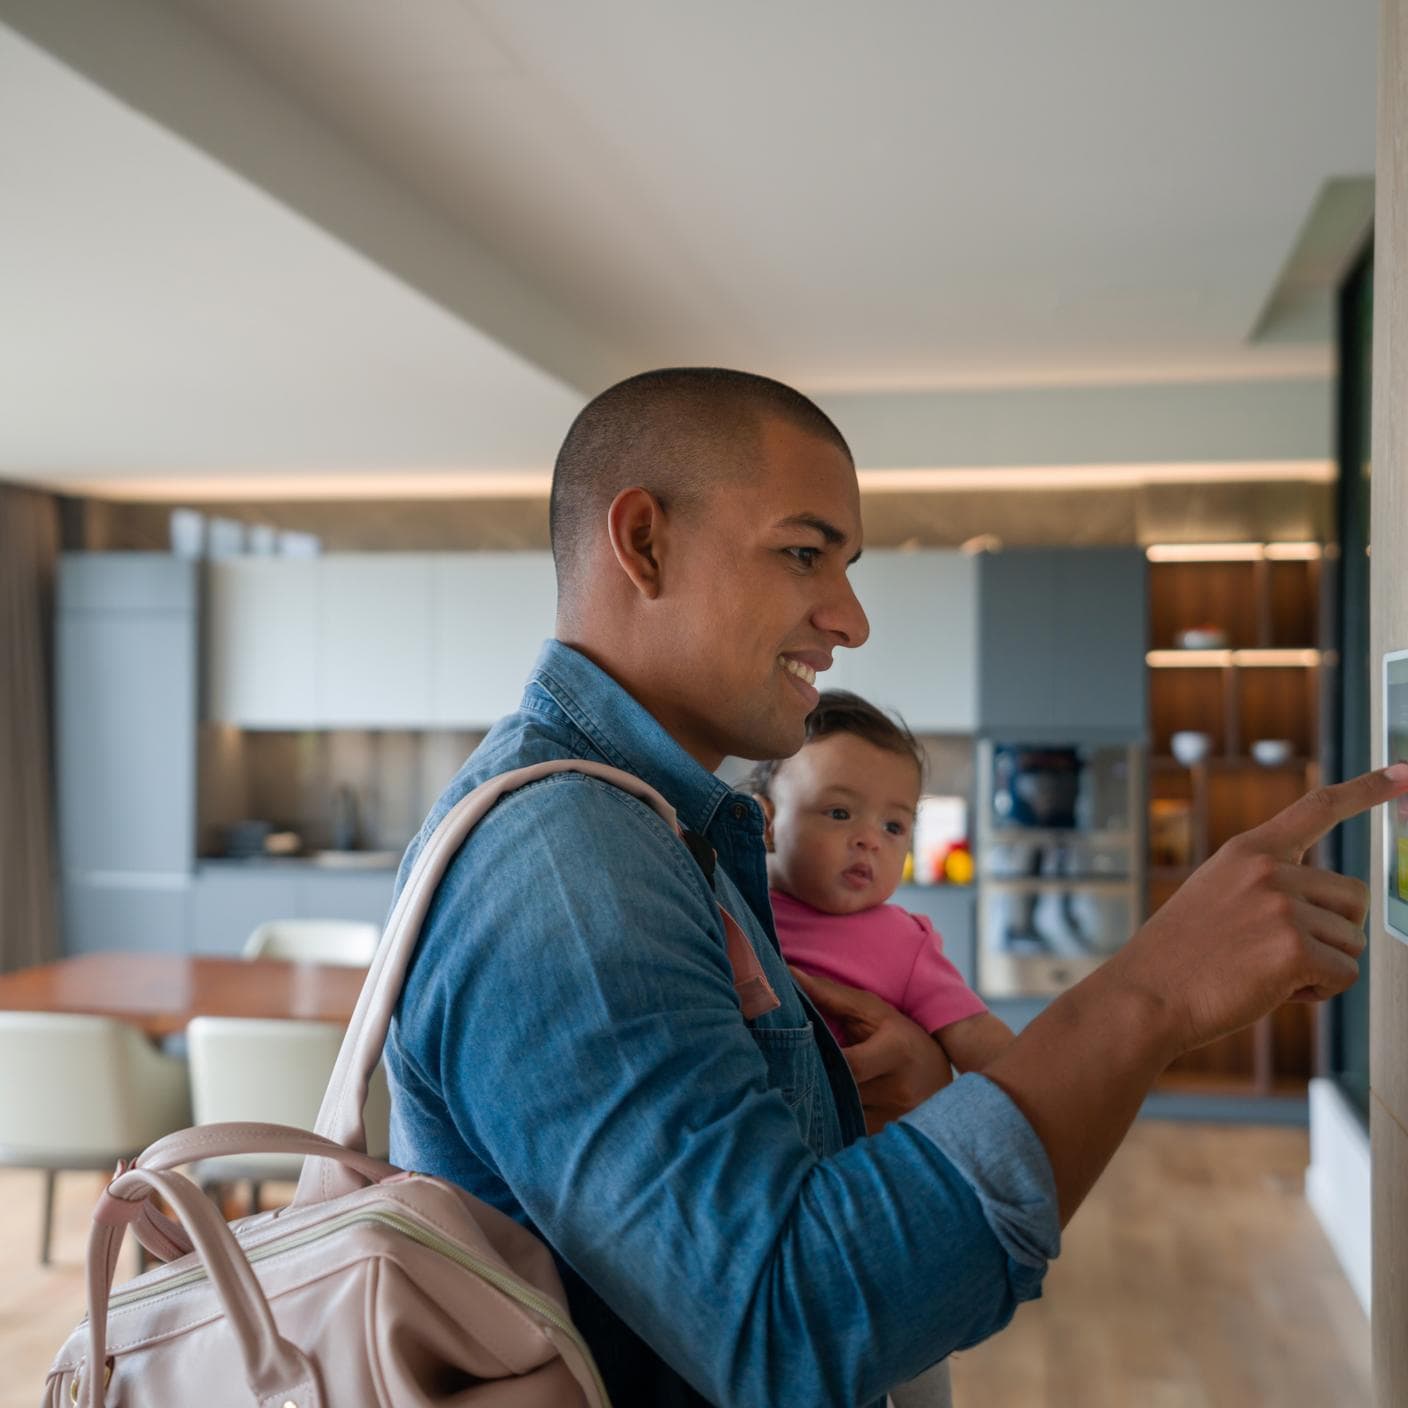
top-left (1175, 627), bottom-right (1229, 650)
top-left (1170, 731), bottom-right (1213, 767)
top-left (1250, 738), bottom-right (1294, 767)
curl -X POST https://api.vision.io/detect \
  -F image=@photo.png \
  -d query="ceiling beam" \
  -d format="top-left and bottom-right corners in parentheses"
top-left (0, 0), bottom-right (632, 395)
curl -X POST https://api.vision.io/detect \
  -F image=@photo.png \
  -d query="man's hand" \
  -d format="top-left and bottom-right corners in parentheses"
top-left (1107, 763), bottom-right (1408, 1062)
top-left (789, 967), bottom-right (952, 1134)
top-left (981, 762), bottom-right (1408, 1225)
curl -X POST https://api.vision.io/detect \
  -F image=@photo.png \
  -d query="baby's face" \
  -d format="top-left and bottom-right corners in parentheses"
top-left (762, 732), bottom-right (920, 915)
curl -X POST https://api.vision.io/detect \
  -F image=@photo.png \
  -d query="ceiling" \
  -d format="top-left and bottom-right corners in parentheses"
top-left (0, 0), bottom-right (1376, 495)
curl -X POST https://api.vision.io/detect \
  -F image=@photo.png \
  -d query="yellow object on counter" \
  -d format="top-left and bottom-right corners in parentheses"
top-left (943, 848), bottom-right (975, 886)
top-left (901, 852), bottom-right (915, 885)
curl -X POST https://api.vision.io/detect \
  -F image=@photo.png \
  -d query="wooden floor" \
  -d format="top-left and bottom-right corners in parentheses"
top-left (0, 1123), bottom-right (1370, 1408)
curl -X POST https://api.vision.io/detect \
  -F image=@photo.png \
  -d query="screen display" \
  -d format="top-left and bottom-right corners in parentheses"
top-left (1386, 651), bottom-right (1408, 944)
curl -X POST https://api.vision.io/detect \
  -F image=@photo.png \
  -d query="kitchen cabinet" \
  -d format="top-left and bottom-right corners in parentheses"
top-left (977, 548), bottom-right (1147, 736)
top-left (60, 877), bottom-right (191, 956)
top-left (205, 558), bottom-right (318, 726)
top-left (191, 863), bottom-right (397, 956)
top-left (191, 867), bottom-right (299, 956)
top-left (205, 552), bottom-right (556, 729)
top-left (318, 555), bottom-right (434, 726)
top-left (432, 553), bottom-right (556, 726)
top-left (56, 554), bottom-right (198, 955)
top-left (827, 550), bottom-right (977, 732)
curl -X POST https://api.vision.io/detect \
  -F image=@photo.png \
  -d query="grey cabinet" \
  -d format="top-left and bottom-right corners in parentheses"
top-left (432, 553), bottom-right (555, 726)
top-left (205, 552), bottom-right (555, 729)
top-left (56, 555), bottom-right (198, 955)
top-left (191, 868), bottom-right (300, 956)
top-left (318, 555), bottom-right (434, 726)
top-left (205, 558), bottom-right (318, 726)
top-left (977, 549), bottom-right (1147, 736)
top-left (192, 865), bottom-right (397, 956)
top-left (828, 550), bottom-right (977, 732)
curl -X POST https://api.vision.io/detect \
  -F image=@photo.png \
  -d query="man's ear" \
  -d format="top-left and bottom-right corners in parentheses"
top-left (605, 486), bottom-right (667, 600)
top-left (755, 793), bottom-right (776, 853)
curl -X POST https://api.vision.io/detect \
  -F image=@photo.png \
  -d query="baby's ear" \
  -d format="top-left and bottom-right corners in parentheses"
top-left (754, 793), bottom-right (776, 853)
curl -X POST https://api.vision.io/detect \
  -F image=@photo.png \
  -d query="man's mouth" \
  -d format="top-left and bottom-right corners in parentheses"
top-left (779, 654), bottom-right (821, 708)
top-left (780, 656), bottom-right (817, 688)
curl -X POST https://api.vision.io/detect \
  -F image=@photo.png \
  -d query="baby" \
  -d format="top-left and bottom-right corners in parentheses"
top-left (752, 690), bottom-right (1013, 1085)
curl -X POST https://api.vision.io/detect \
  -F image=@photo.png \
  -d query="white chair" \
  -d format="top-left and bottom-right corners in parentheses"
top-left (0, 1012), bottom-right (191, 1263)
top-left (185, 1016), bottom-right (390, 1210)
top-left (242, 918), bottom-right (380, 967)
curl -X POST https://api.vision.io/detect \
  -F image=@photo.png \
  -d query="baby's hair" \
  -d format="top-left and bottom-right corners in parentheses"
top-left (748, 690), bottom-right (925, 800)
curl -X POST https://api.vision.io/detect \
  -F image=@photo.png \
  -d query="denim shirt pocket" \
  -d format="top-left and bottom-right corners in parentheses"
top-left (748, 1022), bottom-right (819, 1142)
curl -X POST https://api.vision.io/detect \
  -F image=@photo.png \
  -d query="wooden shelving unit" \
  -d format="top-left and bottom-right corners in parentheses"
top-left (1144, 545), bottom-right (1327, 1100)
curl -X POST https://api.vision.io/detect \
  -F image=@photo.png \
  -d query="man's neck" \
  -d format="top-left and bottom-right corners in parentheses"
top-left (552, 632), bottom-right (725, 773)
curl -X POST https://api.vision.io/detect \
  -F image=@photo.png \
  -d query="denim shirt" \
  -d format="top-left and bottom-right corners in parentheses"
top-left (387, 641), bottom-right (1059, 1408)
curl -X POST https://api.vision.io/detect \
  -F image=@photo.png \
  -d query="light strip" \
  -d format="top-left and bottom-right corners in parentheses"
top-left (1147, 648), bottom-right (1323, 668)
top-left (1263, 542), bottom-right (1324, 560)
top-left (50, 458), bottom-right (1335, 503)
top-left (857, 460), bottom-right (1334, 493)
top-left (1146, 541), bottom-right (1324, 562)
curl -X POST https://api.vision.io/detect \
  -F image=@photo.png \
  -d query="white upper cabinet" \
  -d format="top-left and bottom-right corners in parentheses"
top-left (432, 553), bottom-right (556, 727)
top-left (205, 553), bottom-right (557, 730)
top-left (206, 558), bottom-right (319, 727)
top-left (825, 550), bottom-right (977, 733)
top-left (317, 555), bottom-right (434, 726)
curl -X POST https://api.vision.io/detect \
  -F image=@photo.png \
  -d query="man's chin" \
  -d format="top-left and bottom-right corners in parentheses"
top-left (728, 708), bottom-right (809, 764)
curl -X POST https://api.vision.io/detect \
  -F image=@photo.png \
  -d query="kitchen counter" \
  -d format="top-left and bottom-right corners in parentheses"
top-left (198, 852), bottom-right (402, 873)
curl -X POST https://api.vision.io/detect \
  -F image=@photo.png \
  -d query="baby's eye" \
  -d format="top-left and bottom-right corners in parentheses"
top-left (827, 807), bottom-right (850, 821)
top-left (784, 546), bottom-right (822, 569)
top-left (884, 821), bottom-right (907, 836)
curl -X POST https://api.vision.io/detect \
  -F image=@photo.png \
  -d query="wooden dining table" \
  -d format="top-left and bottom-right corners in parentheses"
top-left (0, 952), bottom-right (368, 1039)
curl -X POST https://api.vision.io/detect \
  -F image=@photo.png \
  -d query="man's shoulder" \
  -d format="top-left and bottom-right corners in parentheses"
top-left (401, 704), bottom-right (693, 897)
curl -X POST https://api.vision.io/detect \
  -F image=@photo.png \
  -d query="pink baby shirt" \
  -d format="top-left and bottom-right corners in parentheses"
top-left (771, 889), bottom-right (987, 1047)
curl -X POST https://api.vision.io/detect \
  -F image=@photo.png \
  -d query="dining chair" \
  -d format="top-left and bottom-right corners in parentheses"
top-left (0, 1011), bottom-right (191, 1263)
top-left (185, 1016), bottom-right (390, 1211)
top-left (242, 917), bottom-right (380, 967)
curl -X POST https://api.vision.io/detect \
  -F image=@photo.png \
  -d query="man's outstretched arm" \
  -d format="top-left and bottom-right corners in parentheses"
top-left (807, 764), bottom-right (1408, 1225)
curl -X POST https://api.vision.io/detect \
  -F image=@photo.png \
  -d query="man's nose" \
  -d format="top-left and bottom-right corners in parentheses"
top-left (818, 571), bottom-right (870, 649)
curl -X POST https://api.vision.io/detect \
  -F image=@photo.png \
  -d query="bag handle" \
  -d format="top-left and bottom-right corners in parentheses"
top-left (82, 1165), bottom-right (321, 1408)
top-left (293, 760), bottom-right (679, 1207)
top-left (127, 1123), bottom-right (402, 1262)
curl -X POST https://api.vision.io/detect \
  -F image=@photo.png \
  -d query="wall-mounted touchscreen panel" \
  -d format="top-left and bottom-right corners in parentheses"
top-left (1386, 650), bottom-right (1408, 944)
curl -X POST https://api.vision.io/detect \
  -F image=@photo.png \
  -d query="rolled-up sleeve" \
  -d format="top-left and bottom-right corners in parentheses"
top-left (394, 774), bottom-right (1058, 1408)
top-left (902, 1073), bottom-right (1061, 1317)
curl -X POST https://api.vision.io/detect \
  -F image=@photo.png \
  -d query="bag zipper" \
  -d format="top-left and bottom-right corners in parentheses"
top-left (105, 1204), bottom-right (609, 1404)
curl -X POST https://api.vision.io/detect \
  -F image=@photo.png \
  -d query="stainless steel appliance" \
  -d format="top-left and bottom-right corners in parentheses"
top-left (976, 740), bottom-right (1144, 997)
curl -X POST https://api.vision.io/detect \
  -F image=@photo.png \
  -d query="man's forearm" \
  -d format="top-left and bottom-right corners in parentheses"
top-left (978, 967), bottom-right (1178, 1225)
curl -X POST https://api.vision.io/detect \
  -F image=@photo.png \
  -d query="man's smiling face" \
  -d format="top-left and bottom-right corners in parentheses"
top-left (654, 415), bottom-right (869, 767)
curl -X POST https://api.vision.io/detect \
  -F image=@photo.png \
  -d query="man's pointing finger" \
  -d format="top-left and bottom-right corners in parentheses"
top-left (1247, 763), bottom-right (1408, 862)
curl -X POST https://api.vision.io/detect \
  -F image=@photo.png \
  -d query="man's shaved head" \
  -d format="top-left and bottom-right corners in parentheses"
top-left (549, 368), bottom-right (852, 593)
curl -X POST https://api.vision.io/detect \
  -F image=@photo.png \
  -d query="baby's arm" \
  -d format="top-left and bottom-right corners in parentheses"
top-left (931, 1011), bottom-right (1016, 1073)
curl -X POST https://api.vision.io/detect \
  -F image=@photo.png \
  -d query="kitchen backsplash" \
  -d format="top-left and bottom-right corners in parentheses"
top-left (198, 725), bottom-right (485, 857)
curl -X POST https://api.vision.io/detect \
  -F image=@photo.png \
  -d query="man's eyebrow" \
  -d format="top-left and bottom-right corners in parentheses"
top-left (775, 513), bottom-right (863, 565)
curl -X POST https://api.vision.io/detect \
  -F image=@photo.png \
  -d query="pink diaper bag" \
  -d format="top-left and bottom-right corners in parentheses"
top-left (45, 760), bottom-right (768, 1407)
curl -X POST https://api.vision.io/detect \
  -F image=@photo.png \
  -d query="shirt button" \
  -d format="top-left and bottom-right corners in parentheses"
top-left (731, 802), bottom-right (748, 821)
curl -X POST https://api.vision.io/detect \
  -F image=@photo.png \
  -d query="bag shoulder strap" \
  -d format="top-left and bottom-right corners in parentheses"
top-left (294, 759), bottom-right (777, 1208)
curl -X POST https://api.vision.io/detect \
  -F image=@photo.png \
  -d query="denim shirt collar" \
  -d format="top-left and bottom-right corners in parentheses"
top-left (523, 639), bottom-right (755, 840)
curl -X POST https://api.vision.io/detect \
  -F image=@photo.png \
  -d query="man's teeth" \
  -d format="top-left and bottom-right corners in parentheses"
top-left (781, 657), bottom-right (817, 686)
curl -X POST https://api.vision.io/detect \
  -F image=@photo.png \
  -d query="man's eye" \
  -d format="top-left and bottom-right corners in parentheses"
top-left (828, 807), bottom-right (850, 821)
top-left (785, 546), bottom-right (822, 568)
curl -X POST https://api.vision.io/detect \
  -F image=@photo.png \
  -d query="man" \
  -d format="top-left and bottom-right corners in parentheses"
top-left (388, 368), bottom-right (1401, 1407)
